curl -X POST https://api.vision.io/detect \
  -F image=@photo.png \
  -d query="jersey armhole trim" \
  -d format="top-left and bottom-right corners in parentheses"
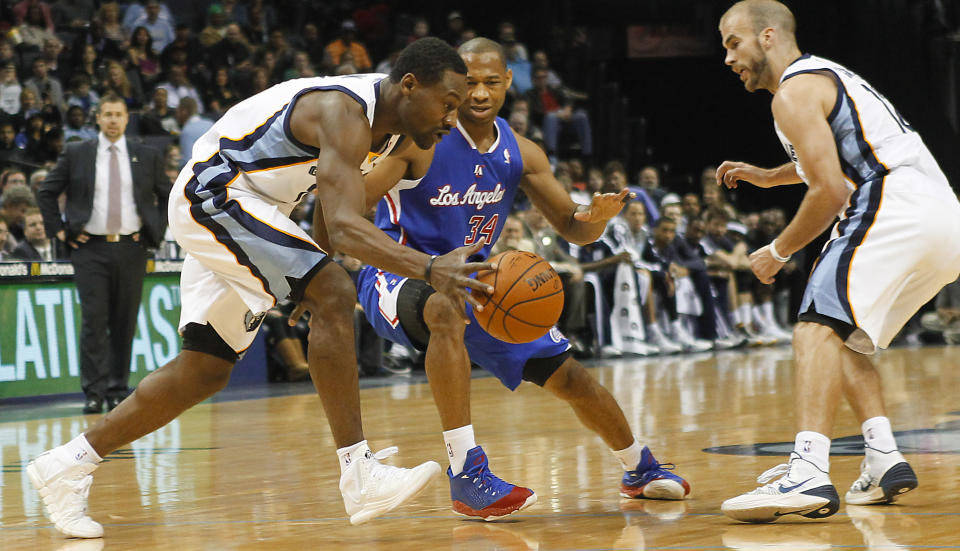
top-left (282, 85), bottom-right (371, 156)
top-left (781, 68), bottom-right (844, 123)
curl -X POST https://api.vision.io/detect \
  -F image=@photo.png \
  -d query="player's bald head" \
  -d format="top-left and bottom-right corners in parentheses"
top-left (721, 0), bottom-right (796, 36)
top-left (458, 37), bottom-right (507, 70)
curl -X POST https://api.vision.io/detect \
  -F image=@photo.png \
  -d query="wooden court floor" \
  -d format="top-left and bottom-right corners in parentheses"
top-left (2, 345), bottom-right (960, 550)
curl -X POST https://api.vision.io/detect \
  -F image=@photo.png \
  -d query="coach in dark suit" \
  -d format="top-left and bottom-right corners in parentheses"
top-left (38, 93), bottom-right (172, 414)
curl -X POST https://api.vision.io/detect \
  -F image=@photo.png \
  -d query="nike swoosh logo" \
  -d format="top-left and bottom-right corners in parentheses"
top-left (778, 478), bottom-right (813, 493)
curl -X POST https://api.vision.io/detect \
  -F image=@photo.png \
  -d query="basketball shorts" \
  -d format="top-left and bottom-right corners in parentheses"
top-left (799, 172), bottom-right (960, 354)
top-left (169, 173), bottom-right (329, 354)
top-left (356, 264), bottom-right (571, 390)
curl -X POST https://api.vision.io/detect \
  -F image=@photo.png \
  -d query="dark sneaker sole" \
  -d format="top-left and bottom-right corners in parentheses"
top-left (878, 462), bottom-right (918, 503)
top-left (799, 484), bottom-right (840, 518)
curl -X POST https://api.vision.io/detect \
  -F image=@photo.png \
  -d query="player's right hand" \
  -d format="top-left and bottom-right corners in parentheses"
top-left (428, 241), bottom-right (496, 320)
top-left (716, 161), bottom-right (767, 189)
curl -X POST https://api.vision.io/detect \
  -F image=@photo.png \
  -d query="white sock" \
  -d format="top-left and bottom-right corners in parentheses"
top-left (762, 301), bottom-right (777, 327)
top-left (611, 439), bottom-right (643, 471)
top-left (862, 416), bottom-right (898, 453)
top-left (60, 434), bottom-right (102, 465)
top-left (794, 431), bottom-right (831, 472)
top-left (737, 304), bottom-right (752, 327)
top-left (336, 440), bottom-right (369, 474)
top-left (443, 425), bottom-right (476, 474)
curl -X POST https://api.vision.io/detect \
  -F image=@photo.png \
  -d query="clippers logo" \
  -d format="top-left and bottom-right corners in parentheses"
top-left (244, 310), bottom-right (266, 332)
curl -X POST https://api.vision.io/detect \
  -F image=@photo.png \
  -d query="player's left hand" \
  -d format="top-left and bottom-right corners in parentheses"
top-left (749, 245), bottom-right (785, 284)
top-left (573, 189), bottom-right (633, 223)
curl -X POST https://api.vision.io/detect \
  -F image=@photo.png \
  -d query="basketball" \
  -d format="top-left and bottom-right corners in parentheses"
top-left (473, 250), bottom-right (564, 344)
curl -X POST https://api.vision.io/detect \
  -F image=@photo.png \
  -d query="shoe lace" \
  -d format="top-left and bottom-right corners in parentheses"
top-left (466, 461), bottom-right (511, 497)
top-left (61, 469), bottom-right (94, 517)
top-left (850, 458), bottom-right (875, 491)
top-left (364, 446), bottom-right (400, 482)
top-left (745, 463), bottom-right (792, 495)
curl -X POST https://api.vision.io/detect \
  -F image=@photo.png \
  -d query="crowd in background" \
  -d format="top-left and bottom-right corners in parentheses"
top-left (0, 0), bottom-right (956, 379)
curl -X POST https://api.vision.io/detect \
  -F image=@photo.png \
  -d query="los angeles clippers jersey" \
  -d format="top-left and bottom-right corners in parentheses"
top-left (775, 55), bottom-right (948, 192)
top-left (185, 73), bottom-right (391, 213)
top-left (374, 117), bottom-right (524, 261)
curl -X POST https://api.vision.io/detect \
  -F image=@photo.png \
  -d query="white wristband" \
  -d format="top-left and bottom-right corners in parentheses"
top-left (769, 239), bottom-right (791, 263)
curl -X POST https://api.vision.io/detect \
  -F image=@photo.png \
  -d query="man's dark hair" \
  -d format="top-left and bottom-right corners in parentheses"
top-left (389, 37), bottom-right (467, 85)
top-left (703, 206), bottom-right (730, 223)
top-left (654, 216), bottom-right (677, 228)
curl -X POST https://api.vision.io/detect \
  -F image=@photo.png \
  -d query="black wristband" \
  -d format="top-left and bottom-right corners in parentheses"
top-left (424, 255), bottom-right (438, 286)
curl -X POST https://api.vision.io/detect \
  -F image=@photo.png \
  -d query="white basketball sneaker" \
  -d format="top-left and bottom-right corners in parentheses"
top-left (26, 450), bottom-right (103, 538)
top-left (845, 446), bottom-right (917, 505)
top-left (339, 444), bottom-right (441, 525)
top-left (721, 453), bottom-right (839, 523)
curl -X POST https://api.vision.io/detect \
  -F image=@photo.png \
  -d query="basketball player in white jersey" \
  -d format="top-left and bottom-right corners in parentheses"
top-left (26, 38), bottom-right (496, 538)
top-left (715, 0), bottom-right (960, 523)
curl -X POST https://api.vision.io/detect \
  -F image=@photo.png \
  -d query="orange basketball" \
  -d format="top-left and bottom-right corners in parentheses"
top-left (473, 250), bottom-right (564, 344)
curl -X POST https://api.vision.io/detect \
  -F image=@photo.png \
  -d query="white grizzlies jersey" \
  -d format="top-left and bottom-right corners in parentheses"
top-left (185, 73), bottom-right (388, 212)
top-left (775, 54), bottom-right (949, 193)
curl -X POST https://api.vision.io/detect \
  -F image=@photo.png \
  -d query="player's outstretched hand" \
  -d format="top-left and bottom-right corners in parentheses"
top-left (428, 241), bottom-right (497, 321)
top-left (716, 161), bottom-right (769, 189)
top-left (573, 189), bottom-right (633, 223)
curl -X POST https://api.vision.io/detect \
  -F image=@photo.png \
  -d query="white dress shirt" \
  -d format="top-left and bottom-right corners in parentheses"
top-left (85, 133), bottom-right (142, 235)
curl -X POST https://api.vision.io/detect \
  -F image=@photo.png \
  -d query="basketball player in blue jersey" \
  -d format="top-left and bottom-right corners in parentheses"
top-left (358, 38), bottom-right (690, 520)
top-left (26, 38), bottom-right (497, 538)
top-left (715, 1), bottom-right (960, 523)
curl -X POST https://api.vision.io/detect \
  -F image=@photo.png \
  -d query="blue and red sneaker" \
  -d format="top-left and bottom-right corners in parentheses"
top-left (448, 446), bottom-right (537, 520)
top-left (620, 446), bottom-right (690, 500)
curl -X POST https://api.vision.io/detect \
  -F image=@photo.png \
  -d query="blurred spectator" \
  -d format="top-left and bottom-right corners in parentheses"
top-left (162, 24), bottom-right (203, 70)
top-left (507, 109), bottom-right (542, 144)
top-left (176, 97), bottom-right (213, 167)
top-left (121, 0), bottom-right (173, 35)
top-left (198, 4), bottom-right (229, 49)
top-left (76, 44), bottom-right (104, 93)
top-left (525, 67), bottom-right (592, 160)
top-left (11, 206), bottom-right (63, 260)
top-left (442, 11), bottom-right (465, 45)
top-left (498, 21), bottom-right (528, 60)
top-left (162, 142), bottom-right (181, 180)
top-left (158, 65), bottom-right (202, 112)
top-left (374, 40), bottom-right (403, 75)
top-left (16, 113), bottom-right (44, 155)
top-left (243, 0), bottom-right (276, 46)
top-left (64, 74), bottom-right (100, 115)
top-left (27, 168), bottom-right (46, 193)
top-left (491, 214), bottom-right (535, 255)
top-left (0, 219), bottom-right (10, 261)
top-left (249, 66), bottom-right (270, 96)
top-left (0, 182), bottom-right (36, 248)
top-left (17, 88), bottom-right (40, 127)
top-left (638, 165), bottom-right (668, 206)
top-left (266, 28), bottom-right (295, 75)
top-left (126, 0), bottom-right (175, 54)
top-left (39, 37), bottom-right (66, 81)
top-left (127, 26), bottom-right (162, 88)
top-left (96, 2), bottom-right (128, 47)
top-left (298, 22), bottom-right (326, 64)
top-left (406, 18), bottom-right (430, 44)
top-left (208, 23), bottom-right (253, 73)
top-left (13, 0), bottom-right (55, 31)
top-left (284, 51), bottom-right (317, 80)
top-left (0, 122), bottom-right (24, 167)
top-left (205, 66), bottom-right (240, 116)
top-left (0, 62), bottom-right (22, 116)
top-left (325, 20), bottom-right (372, 72)
top-left (531, 50), bottom-right (562, 89)
top-left (24, 57), bottom-right (64, 113)
top-left (504, 40), bottom-right (532, 96)
top-left (139, 87), bottom-right (178, 135)
top-left (102, 60), bottom-right (143, 109)
top-left (1, 169), bottom-right (28, 194)
top-left (16, 4), bottom-right (58, 48)
top-left (681, 193), bottom-right (701, 224)
top-left (0, 41), bottom-right (18, 71)
top-left (63, 105), bottom-right (97, 142)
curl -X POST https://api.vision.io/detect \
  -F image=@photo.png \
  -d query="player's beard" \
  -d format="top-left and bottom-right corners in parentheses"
top-left (745, 54), bottom-right (769, 92)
